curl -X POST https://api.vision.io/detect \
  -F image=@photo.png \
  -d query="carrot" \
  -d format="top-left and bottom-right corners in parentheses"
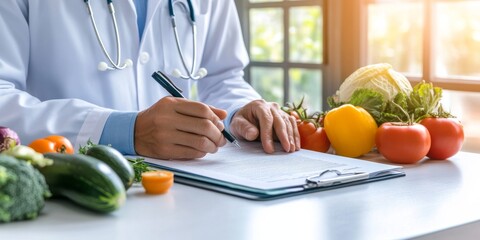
top-left (141, 170), bottom-right (174, 194)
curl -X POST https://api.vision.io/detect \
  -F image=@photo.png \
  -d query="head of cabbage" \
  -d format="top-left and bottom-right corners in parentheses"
top-left (336, 63), bottom-right (413, 102)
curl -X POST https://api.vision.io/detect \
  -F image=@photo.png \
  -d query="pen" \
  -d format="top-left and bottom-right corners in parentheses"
top-left (152, 71), bottom-right (241, 148)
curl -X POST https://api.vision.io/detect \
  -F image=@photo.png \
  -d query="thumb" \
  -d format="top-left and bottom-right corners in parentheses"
top-left (209, 105), bottom-right (227, 120)
top-left (231, 117), bottom-right (259, 141)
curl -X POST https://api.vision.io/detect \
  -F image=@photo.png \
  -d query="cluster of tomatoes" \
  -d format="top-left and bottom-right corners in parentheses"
top-left (283, 100), bottom-right (331, 154)
top-left (28, 135), bottom-right (75, 154)
top-left (376, 117), bottom-right (464, 164)
top-left (284, 102), bottom-right (464, 165)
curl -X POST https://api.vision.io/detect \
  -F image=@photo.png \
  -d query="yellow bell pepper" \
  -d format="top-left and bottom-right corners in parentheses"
top-left (324, 104), bottom-right (378, 158)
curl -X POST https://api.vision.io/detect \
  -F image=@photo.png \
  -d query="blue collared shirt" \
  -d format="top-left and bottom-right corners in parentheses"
top-left (99, 0), bottom-right (148, 154)
top-left (134, 0), bottom-right (148, 40)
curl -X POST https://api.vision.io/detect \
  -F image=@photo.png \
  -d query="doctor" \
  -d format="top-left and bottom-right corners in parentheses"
top-left (0, 0), bottom-right (300, 159)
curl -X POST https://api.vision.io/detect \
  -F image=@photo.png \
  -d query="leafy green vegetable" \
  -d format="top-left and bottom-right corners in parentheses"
top-left (329, 80), bottom-right (453, 125)
top-left (348, 89), bottom-right (386, 122)
top-left (0, 155), bottom-right (51, 223)
top-left (406, 80), bottom-right (452, 121)
top-left (329, 88), bottom-right (405, 125)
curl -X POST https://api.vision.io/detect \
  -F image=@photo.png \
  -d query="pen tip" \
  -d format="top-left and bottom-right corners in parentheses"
top-left (233, 141), bottom-right (241, 148)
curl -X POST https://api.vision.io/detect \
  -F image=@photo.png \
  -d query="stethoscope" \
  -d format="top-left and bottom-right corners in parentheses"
top-left (84, 0), bottom-right (207, 80)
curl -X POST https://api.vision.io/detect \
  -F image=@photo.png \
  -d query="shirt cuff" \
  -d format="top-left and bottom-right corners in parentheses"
top-left (99, 112), bottom-right (138, 155)
top-left (224, 107), bottom-right (241, 133)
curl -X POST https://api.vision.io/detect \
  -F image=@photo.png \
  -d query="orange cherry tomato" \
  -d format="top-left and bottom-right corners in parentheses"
top-left (29, 135), bottom-right (74, 154)
top-left (141, 170), bottom-right (174, 194)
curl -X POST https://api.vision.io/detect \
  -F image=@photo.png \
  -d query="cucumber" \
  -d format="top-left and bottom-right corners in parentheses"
top-left (85, 145), bottom-right (134, 189)
top-left (40, 153), bottom-right (126, 213)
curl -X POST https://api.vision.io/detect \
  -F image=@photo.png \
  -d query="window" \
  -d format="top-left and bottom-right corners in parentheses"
top-left (366, 0), bottom-right (480, 91)
top-left (236, 0), bottom-right (326, 111)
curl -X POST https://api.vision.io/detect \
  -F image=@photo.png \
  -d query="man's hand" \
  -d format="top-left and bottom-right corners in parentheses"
top-left (230, 99), bottom-right (301, 153)
top-left (134, 97), bottom-right (227, 159)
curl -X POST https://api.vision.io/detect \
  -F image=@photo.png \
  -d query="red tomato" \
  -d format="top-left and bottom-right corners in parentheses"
top-left (298, 121), bottom-right (316, 137)
top-left (376, 123), bottom-right (431, 164)
top-left (420, 117), bottom-right (464, 160)
top-left (297, 121), bottom-right (330, 153)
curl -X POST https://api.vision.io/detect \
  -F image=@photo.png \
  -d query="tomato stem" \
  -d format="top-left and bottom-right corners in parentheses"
top-left (58, 145), bottom-right (67, 153)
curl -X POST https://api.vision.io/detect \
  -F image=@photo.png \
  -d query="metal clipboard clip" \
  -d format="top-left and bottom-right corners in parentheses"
top-left (305, 170), bottom-right (369, 188)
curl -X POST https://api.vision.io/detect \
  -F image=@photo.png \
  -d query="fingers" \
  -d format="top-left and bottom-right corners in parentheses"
top-left (175, 99), bottom-right (227, 132)
top-left (268, 104), bottom-right (299, 153)
top-left (252, 104), bottom-right (275, 153)
top-left (172, 130), bottom-right (225, 156)
top-left (270, 107), bottom-right (290, 152)
top-left (231, 100), bottom-right (300, 154)
top-left (209, 105), bottom-right (228, 120)
top-left (174, 115), bottom-right (227, 147)
top-left (134, 97), bottom-right (228, 160)
top-left (289, 115), bottom-right (301, 151)
top-left (272, 110), bottom-right (296, 153)
top-left (231, 116), bottom-right (260, 141)
top-left (137, 128), bottom-right (221, 160)
top-left (175, 99), bottom-right (226, 123)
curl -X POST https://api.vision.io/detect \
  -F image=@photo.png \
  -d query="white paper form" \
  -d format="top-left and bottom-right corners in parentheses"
top-left (143, 141), bottom-right (403, 191)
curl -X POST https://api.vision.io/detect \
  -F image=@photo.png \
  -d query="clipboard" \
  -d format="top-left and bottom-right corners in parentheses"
top-left (141, 142), bottom-right (405, 200)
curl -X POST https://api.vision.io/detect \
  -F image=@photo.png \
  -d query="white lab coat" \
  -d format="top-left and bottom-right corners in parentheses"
top-left (0, 0), bottom-right (260, 149)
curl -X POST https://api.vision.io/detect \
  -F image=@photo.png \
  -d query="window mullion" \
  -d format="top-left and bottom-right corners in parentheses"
top-left (284, 4), bottom-right (290, 104)
top-left (236, 0), bottom-right (251, 83)
top-left (423, 0), bottom-right (433, 82)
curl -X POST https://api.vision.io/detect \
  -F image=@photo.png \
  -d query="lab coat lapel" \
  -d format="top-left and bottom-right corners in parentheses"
top-left (145, 0), bottom-right (164, 32)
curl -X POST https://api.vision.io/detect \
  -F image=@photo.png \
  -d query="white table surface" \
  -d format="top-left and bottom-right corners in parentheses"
top-left (1, 151), bottom-right (480, 240)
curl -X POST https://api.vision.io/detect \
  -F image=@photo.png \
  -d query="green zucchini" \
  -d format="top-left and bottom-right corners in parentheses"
top-left (40, 153), bottom-right (126, 213)
top-left (85, 145), bottom-right (134, 190)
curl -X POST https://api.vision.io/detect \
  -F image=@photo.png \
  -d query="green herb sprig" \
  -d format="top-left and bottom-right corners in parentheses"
top-left (126, 157), bottom-right (150, 182)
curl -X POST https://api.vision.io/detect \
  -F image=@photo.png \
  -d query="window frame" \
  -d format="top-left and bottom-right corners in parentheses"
top-left (235, 0), bottom-right (329, 109)
top-left (236, 0), bottom-right (480, 108)
top-left (363, 0), bottom-right (480, 92)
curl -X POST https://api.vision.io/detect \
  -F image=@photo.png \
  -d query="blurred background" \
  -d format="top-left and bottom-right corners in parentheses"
top-left (234, 0), bottom-right (479, 153)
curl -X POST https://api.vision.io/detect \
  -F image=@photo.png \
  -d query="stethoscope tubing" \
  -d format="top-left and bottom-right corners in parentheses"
top-left (169, 0), bottom-right (206, 80)
top-left (84, 0), bottom-right (206, 78)
top-left (85, 0), bottom-right (129, 70)
top-left (169, 0), bottom-right (195, 22)
top-left (171, 16), bottom-right (199, 79)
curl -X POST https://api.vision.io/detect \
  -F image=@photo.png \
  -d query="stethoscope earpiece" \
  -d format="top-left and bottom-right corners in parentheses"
top-left (124, 59), bottom-right (133, 68)
top-left (172, 67), bottom-right (207, 79)
top-left (98, 62), bottom-right (109, 72)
